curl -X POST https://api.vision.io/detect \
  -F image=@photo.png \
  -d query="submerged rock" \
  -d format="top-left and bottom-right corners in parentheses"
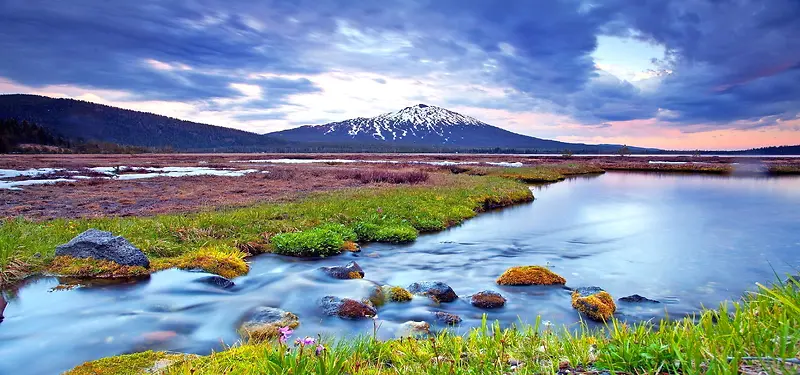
top-left (571, 287), bottom-right (616, 322)
top-left (618, 294), bottom-right (660, 304)
top-left (496, 265), bottom-right (565, 286)
top-left (367, 283), bottom-right (386, 307)
top-left (396, 321), bottom-right (430, 338)
top-left (382, 285), bottom-right (413, 303)
top-left (407, 281), bottom-right (458, 302)
top-left (240, 307), bottom-right (299, 342)
top-left (320, 261), bottom-right (364, 279)
top-left (470, 290), bottom-right (507, 309)
top-left (196, 275), bottom-right (235, 289)
top-left (55, 229), bottom-right (150, 268)
top-left (432, 311), bottom-right (462, 325)
top-left (319, 296), bottom-right (377, 319)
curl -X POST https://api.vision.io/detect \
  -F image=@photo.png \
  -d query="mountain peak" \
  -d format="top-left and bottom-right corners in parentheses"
top-left (377, 104), bottom-right (486, 127)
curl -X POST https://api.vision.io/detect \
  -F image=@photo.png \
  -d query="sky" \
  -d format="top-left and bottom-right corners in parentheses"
top-left (0, 0), bottom-right (799, 150)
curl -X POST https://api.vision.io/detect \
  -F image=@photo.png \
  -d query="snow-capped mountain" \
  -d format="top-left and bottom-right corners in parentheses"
top-left (269, 104), bottom-right (617, 151)
top-left (310, 104), bottom-right (489, 144)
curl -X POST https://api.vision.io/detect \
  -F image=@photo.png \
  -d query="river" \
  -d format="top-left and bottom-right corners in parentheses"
top-left (1, 172), bottom-right (799, 374)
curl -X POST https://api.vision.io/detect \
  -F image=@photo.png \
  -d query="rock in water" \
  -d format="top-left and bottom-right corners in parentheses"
top-left (571, 286), bottom-right (616, 321)
top-left (196, 275), bottom-right (235, 289)
top-left (432, 311), bottom-right (462, 325)
top-left (320, 261), bottom-right (364, 279)
top-left (496, 265), bottom-right (565, 286)
top-left (55, 229), bottom-right (150, 268)
top-left (470, 290), bottom-right (506, 308)
top-left (618, 294), bottom-right (660, 303)
top-left (407, 281), bottom-right (458, 302)
top-left (396, 321), bottom-right (430, 338)
top-left (319, 296), bottom-right (377, 319)
top-left (240, 307), bottom-right (299, 342)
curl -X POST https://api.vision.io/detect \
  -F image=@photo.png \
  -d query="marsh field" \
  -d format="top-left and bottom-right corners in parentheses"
top-left (0, 153), bottom-right (799, 375)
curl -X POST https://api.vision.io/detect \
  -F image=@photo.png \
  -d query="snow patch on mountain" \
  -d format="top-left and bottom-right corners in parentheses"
top-left (314, 104), bottom-right (488, 142)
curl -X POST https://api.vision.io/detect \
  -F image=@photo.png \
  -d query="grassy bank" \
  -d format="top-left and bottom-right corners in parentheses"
top-left (66, 279), bottom-right (800, 375)
top-left (469, 163), bottom-right (606, 183)
top-left (0, 174), bottom-right (532, 287)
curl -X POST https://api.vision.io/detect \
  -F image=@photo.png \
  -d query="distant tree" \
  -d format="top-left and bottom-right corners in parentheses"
top-left (617, 145), bottom-right (631, 157)
top-left (562, 149), bottom-right (573, 158)
top-left (692, 149), bottom-right (702, 157)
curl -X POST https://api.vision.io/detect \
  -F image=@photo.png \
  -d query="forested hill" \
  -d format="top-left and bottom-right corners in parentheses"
top-left (0, 94), bottom-right (285, 151)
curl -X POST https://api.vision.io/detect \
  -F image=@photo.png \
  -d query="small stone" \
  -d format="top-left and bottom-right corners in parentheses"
top-left (407, 281), bottom-right (458, 302)
top-left (432, 311), bottom-right (462, 325)
top-left (618, 294), bottom-right (660, 303)
top-left (320, 261), bottom-right (364, 279)
top-left (470, 290), bottom-right (506, 308)
top-left (196, 275), bottom-right (234, 289)
top-left (55, 229), bottom-right (150, 268)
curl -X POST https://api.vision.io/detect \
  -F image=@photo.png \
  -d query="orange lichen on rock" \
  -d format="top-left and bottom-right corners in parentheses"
top-left (496, 266), bottom-right (566, 286)
top-left (342, 241), bottom-right (361, 252)
top-left (348, 271), bottom-right (364, 279)
top-left (571, 289), bottom-right (616, 321)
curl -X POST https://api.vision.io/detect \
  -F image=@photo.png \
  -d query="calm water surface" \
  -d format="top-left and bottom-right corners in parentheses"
top-left (1, 172), bottom-right (799, 375)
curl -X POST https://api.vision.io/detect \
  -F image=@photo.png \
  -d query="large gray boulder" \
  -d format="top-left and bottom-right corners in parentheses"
top-left (55, 229), bottom-right (150, 268)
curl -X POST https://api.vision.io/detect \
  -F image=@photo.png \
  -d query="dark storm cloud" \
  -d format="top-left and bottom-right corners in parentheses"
top-left (597, 0), bottom-right (800, 125)
top-left (0, 0), bottom-right (798, 127)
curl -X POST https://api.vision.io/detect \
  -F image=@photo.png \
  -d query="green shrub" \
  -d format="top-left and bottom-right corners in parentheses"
top-left (352, 221), bottom-right (381, 242)
top-left (316, 223), bottom-right (357, 242)
top-left (374, 225), bottom-right (417, 243)
top-left (270, 227), bottom-right (345, 257)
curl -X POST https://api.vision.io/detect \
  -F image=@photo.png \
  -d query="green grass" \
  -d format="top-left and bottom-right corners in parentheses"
top-left (0, 174), bottom-right (532, 286)
top-left (66, 279), bottom-right (800, 375)
top-left (471, 163), bottom-right (605, 183)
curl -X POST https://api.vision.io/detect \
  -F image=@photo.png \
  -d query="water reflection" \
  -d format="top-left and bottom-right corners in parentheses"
top-left (1, 172), bottom-right (798, 375)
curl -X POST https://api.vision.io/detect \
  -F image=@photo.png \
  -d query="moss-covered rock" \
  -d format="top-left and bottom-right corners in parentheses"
top-left (470, 290), bottom-right (506, 308)
top-left (48, 256), bottom-right (150, 279)
top-left (239, 307), bottom-right (300, 343)
top-left (571, 286), bottom-right (616, 321)
top-left (496, 266), bottom-right (566, 286)
top-left (383, 285), bottom-right (413, 302)
top-left (151, 245), bottom-right (249, 279)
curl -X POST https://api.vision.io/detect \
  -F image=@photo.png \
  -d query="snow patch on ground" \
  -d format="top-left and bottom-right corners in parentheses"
top-left (0, 166), bottom-right (259, 190)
